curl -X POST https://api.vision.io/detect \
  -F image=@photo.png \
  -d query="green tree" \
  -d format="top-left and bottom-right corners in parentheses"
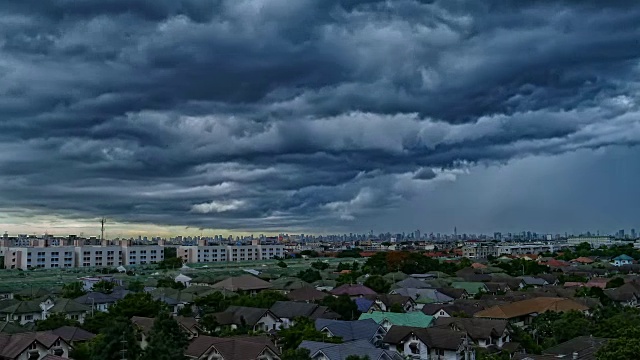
top-left (82, 312), bottom-right (113, 334)
top-left (364, 275), bottom-right (390, 293)
top-left (93, 280), bottom-right (115, 294)
top-left (194, 292), bottom-right (230, 314)
top-left (277, 261), bottom-right (288, 268)
top-left (297, 269), bottom-right (322, 283)
top-left (109, 292), bottom-right (165, 319)
top-left (321, 294), bottom-right (359, 320)
top-left (281, 348), bottom-right (313, 360)
top-left (597, 338), bottom-right (640, 360)
top-left (336, 262), bottom-right (352, 272)
top-left (156, 277), bottom-right (186, 290)
top-left (300, 250), bottom-right (319, 258)
top-left (62, 282), bottom-right (86, 298)
top-left (90, 317), bottom-right (141, 360)
top-left (70, 340), bottom-right (93, 360)
top-left (278, 317), bottom-right (342, 350)
top-left (158, 256), bottom-right (183, 270)
top-left (35, 312), bottom-right (80, 331)
top-left (389, 303), bottom-right (405, 313)
top-left (140, 312), bottom-right (189, 360)
top-left (606, 277), bottom-right (625, 289)
top-left (311, 261), bottom-right (329, 270)
top-left (127, 279), bottom-right (145, 292)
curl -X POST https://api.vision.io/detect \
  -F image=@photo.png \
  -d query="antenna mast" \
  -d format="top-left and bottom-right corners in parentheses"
top-left (101, 218), bottom-right (106, 241)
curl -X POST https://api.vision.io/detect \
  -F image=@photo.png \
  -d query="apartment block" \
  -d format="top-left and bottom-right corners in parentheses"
top-left (75, 246), bottom-right (123, 268)
top-left (4, 246), bottom-right (76, 270)
top-left (177, 244), bottom-right (285, 264)
top-left (121, 242), bottom-right (164, 266)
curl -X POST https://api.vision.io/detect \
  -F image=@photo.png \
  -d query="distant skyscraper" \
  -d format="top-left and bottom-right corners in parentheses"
top-left (618, 229), bottom-right (625, 239)
top-left (632, 229), bottom-right (637, 239)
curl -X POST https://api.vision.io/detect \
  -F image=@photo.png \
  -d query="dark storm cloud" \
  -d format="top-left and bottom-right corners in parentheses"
top-left (1, 0), bottom-right (640, 231)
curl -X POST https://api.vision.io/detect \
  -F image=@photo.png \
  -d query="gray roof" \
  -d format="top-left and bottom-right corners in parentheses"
top-left (393, 277), bottom-right (431, 289)
top-left (269, 301), bottom-right (336, 320)
top-left (383, 326), bottom-right (465, 350)
top-left (315, 318), bottom-right (384, 342)
top-left (433, 317), bottom-right (508, 341)
top-left (392, 288), bottom-right (454, 303)
top-left (215, 306), bottom-right (276, 326)
top-left (74, 292), bottom-right (118, 305)
top-left (211, 275), bottom-right (273, 291)
top-left (519, 276), bottom-right (548, 286)
top-left (300, 339), bottom-right (401, 360)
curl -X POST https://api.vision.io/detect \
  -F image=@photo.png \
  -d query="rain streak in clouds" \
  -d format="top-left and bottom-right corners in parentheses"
top-left (1, 0), bottom-right (640, 233)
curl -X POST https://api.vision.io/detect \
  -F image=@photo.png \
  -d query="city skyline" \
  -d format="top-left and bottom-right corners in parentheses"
top-left (2, 2), bottom-right (640, 234)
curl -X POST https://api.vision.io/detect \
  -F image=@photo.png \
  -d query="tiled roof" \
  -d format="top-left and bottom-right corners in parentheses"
top-left (451, 282), bottom-right (488, 295)
top-left (269, 277), bottom-right (310, 291)
top-left (215, 306), bottom-right (275, 326)
top-left (270, 301), bottom-right (335, 320)
top-left (186, 335), bottom-right (279, 360)
top-left (74, 292), bottom-right (119, 305)
top-left (0, 332), bottom-right (64, 359)
top-left (131, 316), bottom-right (155, 334)
top-left (49, 299), bottom-right (91, 314)
top-left (0, 322), bottom-right (29, 334)
top-left (474, 297), bottom-right (588, 319)
top-left (286, 286), bottom-right (329, 302)
top-left (354, 298), bottom-right (374, 312)
top-left (391, 288), bottom-right (453, 304)
top-left (0, 301), bottom-right (41, 315)
top-left (51, 326), bottom-right (96, 342)
top-left (359, 311), bottom-right (433, 328)
top-left (383, 326), bottom-right (465, 350)
top-left (330, 284), bottom-right (376, 296)
top-left (433, 317), bottom-right (508, 341)
top-left (315, 318), bottom-right (383, 342)
top-left (300, 339), bottom-right (400, 360)
top-left (392, 277), bottom-right (431, 289)
top-left (211, 275), bottom-right (273, 291)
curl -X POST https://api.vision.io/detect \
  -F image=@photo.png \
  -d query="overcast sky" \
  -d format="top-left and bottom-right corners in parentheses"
top-left (1, 0), bottom-right (640, 237)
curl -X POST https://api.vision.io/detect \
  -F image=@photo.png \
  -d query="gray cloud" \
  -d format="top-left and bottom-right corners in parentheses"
top-left (1, 0), bottom-right (639, 233)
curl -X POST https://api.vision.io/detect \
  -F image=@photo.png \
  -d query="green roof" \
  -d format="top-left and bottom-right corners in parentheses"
top-left (0, 321), bottom-right (29, 334)
top-left (451, 282), bottom-right (488, 295)
top-left (359, 311), bottom-right (433, 328)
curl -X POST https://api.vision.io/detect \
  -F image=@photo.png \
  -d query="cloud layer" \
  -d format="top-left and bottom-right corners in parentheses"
top-left (1, 0), bottom-right (639, 233)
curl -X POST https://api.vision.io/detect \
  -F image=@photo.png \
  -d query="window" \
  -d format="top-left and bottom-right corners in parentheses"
top-left (29, 342), bottom-right (37, 350)
top-left (25, 315), bottom-right (33, 320)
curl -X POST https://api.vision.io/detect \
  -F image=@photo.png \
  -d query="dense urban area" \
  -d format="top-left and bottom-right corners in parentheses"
top-left (1, 230), bottom-right (640, 359)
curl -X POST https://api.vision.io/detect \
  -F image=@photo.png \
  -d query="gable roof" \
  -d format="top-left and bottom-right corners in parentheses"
top-left (613, 254), bottom-right (634, 261)
top-left (433, 317), bottom-right (508, 341)
top-left (211, 275), bottom-right (273, 292)
top-left (186, 335), bottom-right (279, 360)
top-left (74, 292), bottom-right (118, 305)
top-left (436, 287), bottom-right (468, 299)
top-left (330, 284), bottom-right (376, 296)
top-left (215, 306), bottom-right (277, 327)
top-left (51, 326), bottom-right (96, 342)
top-left (0, 322), bottom-right (29, 334)
top-left (393, 277), bottom-right (431, 289)
top-left (131, 316), bottom-right (155, 335)
top-left (286, 286), bottom-right (329, 302)
top-left (0, 332), bottom-right (67, 359)
top-left (451, 282), bottom-right (488, 295)
top-left (358, 311), bottom-right (433, 328)
top-left (300, 339), bottom-right (399, 360)
top-left (391, 288), bottom-right (453, 304)
top-left (315, 319), bottom-right (384, 342)
top-left (519, 277), bottom-right (548, 286)
top-left (270, 301), bottom-right (336, 320)
top-left (543, 336), bottom-right (609, 359)
top-left (474, 297), bottom-right (588, 319)
top-left (354, 298), bottom-right (374, 312)
top-left (421, 303), bottom-right (486, 317)
top-left (383, 326), bottom-right (465, 350)
top-left (49, 298), bottom-right (91, 314)
top-left (0, 300), bottom-right (41, 315)
top-left (270, 277), bottom-right (310, 291)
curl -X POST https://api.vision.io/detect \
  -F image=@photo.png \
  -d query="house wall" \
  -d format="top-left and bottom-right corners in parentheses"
top-left (254, 313), bottom-right (281, 332)
top-left (15, 340), bottom-right (71, 360)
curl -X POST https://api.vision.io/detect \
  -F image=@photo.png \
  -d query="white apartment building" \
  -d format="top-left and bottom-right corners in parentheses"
top-left (4, 246), bottom-right (76, 270)
top-left (121, 243), bottom-right (164, 266)
top-left (567, 236), bottom-right (622, 249)
top-left (177, 244), bottom-right (285, 264)
top-left (179, 245), bottom-right (227, 263)
top-left (75, 246), bottom-right (123, 268)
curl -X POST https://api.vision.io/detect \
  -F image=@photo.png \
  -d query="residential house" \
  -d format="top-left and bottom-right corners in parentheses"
top-left (474, 297), bottom-right (589, 327)
top-left (604, 282), bottom-right (640, 307)
top-left (421, 303), bottom-right (488, 319)
top-left (175, 316), bottom-right (204, 339)
top-left (315, 318), bottom-right (387, 345)
top-left (330, 284), bottom-right (377, 298)
top-left (512, 336), bottom-right (609, 360)
top-left (611, 255), bottom-right (634, 267)
top-left (269, 301), bottom-right (338, 328)
top-left (365, 294), bottom-right (417, 312)
top-left (46, 299), bottom-right (91, 324)
top-left (131, 316), bottom-right (155, 349)
top-left (483, 283), bottom-right (509, 295)
top-left (51, 326), bottom-right (95, 345)
top-left (175, 274), bottom-right (193, 288)
top-left (436, 288), bottom-right (469, 300)
top-left (0, 322), bottom-right (29, 334)
top-left (451, 282), bottom-right (489, 296)
top-left (74, 292), bottom-right (119, 313)
top-left (518, 277), bottom-right (549, 289)
top-left (355, 298), bottom-right (376, 313)
top-left (0, 300), bottom-right (44, 325)
top-left (286, 286), bottom-right (330, 302)
top-left (0, 332), bottom-right (72, 359)
top-left (382, 325), bottom-right (473, 360)
top-left (185, 335), bottom-right (281, 360)
top-left (212, 306), bottom-right (282, 332)
top-left (270, 278), bottom-right (310, 294)
top-left (390, 288), bottom-right (454, 308)
top-left (393, 277), bottom-right (431, 290)
top-left (300, 339), bottom-right (401, 360)
top-left (433, 317), bottom-right (510, 349)
top-left (358, 311), bottom-right (433, 331)
top-left (210, 275), bottom-right (273, 294)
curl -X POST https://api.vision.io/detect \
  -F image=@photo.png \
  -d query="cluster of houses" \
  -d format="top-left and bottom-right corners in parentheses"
top-left (1, 250), bottom-right (639, 360)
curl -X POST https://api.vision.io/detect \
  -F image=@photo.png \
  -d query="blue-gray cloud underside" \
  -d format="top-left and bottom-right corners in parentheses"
top-left (1, 0), bottom-right (639, 232)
